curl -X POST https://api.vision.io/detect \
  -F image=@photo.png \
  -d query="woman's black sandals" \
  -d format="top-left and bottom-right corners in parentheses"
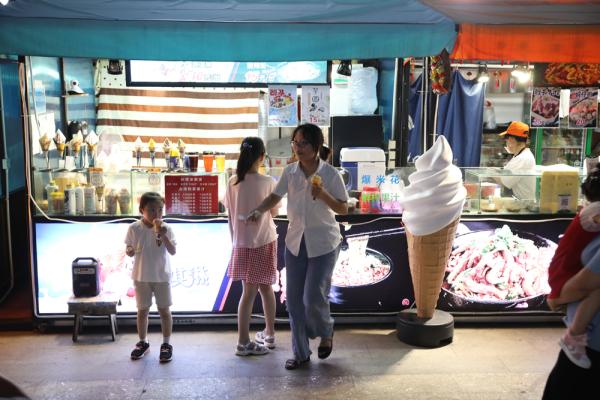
top-left (318, 334), bottom-right (334, 359)
top-left (285, 357), bottom-right (310, 370)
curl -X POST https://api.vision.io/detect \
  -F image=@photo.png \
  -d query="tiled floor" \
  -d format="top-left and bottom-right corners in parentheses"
top-left (0, 322), bottom-right (563, 400)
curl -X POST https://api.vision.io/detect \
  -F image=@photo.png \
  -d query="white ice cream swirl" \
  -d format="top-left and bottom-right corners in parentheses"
top-left (400, 136), bottom-right (466, 236)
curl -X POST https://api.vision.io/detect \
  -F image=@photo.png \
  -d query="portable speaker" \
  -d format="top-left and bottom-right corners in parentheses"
top-left (72, 257), bottom-right (101, 297)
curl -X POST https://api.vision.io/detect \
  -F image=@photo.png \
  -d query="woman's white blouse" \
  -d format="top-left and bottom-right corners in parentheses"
top-left (501, 147), bottom-right (536, 201)
top-left (273, 159), bottom-right (348, 257)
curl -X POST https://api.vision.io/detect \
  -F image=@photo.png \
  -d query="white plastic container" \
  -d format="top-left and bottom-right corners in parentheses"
top-left (64, 184), bottom-right (77, 216)
top-left (340, 147), bottom-right (386, 190)
top-left (84, 185), bottom-right (96, 214)
top-left (74, 185), bottom-right (85, 215)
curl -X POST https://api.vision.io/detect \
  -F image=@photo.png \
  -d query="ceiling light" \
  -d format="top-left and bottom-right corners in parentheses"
top-left (511, 66), bottom-right (522, 79)
top-left (477, 64), bottom-right (489, 83)
top-left (0, 0), bottom-right (9, 6)
top-left (511, 65), bottom-right (531, 84)
top-left (337, 60), bottom-right (352, 77)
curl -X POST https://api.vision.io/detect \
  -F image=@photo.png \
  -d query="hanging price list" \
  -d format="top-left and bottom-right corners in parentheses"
top-left (165, 175), bottom-right (219, 215)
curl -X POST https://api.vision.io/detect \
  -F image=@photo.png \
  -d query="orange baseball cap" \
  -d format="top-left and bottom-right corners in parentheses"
top-left (498, 121), bottom-right (529, 138)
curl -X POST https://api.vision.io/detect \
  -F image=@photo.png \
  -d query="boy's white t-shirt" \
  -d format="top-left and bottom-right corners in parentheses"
top-left (125, 220), bottom-right (176, 282)
top-left (223, 173), bottom-right (278, 249)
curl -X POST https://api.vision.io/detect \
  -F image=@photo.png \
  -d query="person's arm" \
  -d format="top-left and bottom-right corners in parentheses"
top-left (249, 169), bottom-right (288, 221)
top-left (270, 205), bottom-right (280, 217)
top-left (269, 179), bottom-right (281, 217)
top-left (248, 193), bottom-right (283, 221)
top-left (160, 225), bottom-right (177, 256)
top-left (311, 184), bottom-right (348, 215)
top-left (125, 226), bottom-right (135, 257)
top-left (554, 267), bottom-right (600, 305)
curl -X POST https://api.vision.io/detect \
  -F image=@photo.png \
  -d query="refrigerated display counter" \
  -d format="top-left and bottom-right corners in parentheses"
top-left (29, 167), bottom-right (576, 324)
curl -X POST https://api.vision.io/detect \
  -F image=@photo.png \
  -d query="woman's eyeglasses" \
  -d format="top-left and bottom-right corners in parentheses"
top-left (291, 140), bottom-right (311, 148)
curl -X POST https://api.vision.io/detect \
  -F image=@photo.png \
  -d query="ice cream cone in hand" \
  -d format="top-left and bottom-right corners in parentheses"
top-left (153, 219), bottom-right (162, 246)
top-left (406, 219), bottom-right (459, 318)
top-left (311, 174), bottom-right (322, 200)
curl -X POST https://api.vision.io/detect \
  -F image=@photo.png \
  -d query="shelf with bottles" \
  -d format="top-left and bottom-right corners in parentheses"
top-left (33, 168), bottom-right (230, 218)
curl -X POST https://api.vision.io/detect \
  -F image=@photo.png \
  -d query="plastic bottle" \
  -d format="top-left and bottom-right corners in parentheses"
top-left (84, 184), bottom-right (96, 214)
top-left (50, 192), bottom-right (64, 215)
top-left (74, 184), bottom-right (85, 215)
top-left (64, 184), bottom-right (77, 215)
top-left (45, 180), bottom-right (58, 213)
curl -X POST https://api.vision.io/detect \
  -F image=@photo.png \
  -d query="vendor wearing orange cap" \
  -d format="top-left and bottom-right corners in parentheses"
top-left (497, 121), bottom-right (536, 201)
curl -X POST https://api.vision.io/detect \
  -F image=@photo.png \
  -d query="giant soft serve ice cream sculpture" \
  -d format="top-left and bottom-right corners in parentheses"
top-left (399, 136), bottom-right (466, 319)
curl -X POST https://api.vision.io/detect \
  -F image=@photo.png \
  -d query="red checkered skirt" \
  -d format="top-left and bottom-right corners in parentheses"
top-left (227, 240), bottom-right (277, 285)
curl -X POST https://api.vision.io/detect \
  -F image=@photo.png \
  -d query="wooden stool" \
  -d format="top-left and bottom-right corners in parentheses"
top-left (67, 293), bottom-right (120, 342)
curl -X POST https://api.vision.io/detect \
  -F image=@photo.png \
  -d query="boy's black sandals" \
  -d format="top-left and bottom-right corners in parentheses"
top-left (284, 357), bottom-right (310, 370)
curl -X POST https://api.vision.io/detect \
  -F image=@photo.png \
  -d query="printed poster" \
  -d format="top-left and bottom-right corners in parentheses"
top-left (530, 87), bottom-right (560, 128)
top-left (268, 85), bottom-right (297, 127)
top-left (301, 85), bottom-right (330, 126)
top-left (164, 175), bottom-right (219, 215)
top-left (568, 87), bottom-right (598, 128)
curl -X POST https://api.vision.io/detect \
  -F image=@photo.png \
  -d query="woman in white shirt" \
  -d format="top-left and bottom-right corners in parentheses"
top-left (498, 121), bottom-right (536, 201)
top-left (248, 123), bottom-right (348, 370)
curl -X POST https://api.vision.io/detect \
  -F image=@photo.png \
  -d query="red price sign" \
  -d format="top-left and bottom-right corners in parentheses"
top-left (164, 175), bottom-right (219, 215)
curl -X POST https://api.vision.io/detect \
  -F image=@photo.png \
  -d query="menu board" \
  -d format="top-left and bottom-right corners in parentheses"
top-left (568, 87), bottom-right (598, 128)
top-left (127, 61), bottom-right (328, 85)
top-left (164, 175), bottom-right (218, 215)
top-left (530, 87), bottom-right (560, 128)
top-left (301, 85), bottom-right (330, 126)
top-left (268, 85), bottom-right (298, 127)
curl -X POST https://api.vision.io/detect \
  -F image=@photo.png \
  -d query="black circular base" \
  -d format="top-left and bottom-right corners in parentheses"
top-left (396, 309), bottom-right (454, 348)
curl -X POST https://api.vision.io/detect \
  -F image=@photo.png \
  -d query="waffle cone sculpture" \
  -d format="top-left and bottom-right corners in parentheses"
top-left (406, 218), bottom-right (459, 318)
top-left (399, 136), bottom-right (466, 320)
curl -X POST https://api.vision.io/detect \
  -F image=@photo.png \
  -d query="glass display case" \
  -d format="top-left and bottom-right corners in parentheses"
top-left (32, 168), bottom-right (229, 217)
top-left (480, 127), bottom-right (512, 167)
top-left (463, 167), bottom-right (585, 214)
top-left (538, 125), bottom-right (588, 167)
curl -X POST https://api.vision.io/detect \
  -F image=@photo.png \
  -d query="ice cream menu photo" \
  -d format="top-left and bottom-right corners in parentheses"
top-left (301, 85), bottom-right (330, 126)
top-left (268, 85), bottom-right (298, 127)
top-left (164, 175), bottom-right (219, 215)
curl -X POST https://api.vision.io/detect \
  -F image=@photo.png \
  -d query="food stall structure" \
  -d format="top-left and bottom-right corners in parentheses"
top-left (30, 165), bottom-right (577, 324)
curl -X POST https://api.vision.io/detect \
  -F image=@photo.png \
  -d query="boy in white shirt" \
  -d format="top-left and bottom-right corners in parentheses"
top-left (125, 192), bottom-right (177, 362)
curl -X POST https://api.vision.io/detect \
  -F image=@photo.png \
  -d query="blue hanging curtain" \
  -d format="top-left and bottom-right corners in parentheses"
top-left (408, 70), bottom-right (485, 167)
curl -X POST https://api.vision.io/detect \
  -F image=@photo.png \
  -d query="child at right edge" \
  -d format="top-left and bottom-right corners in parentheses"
top-left (547, 165), bottom-right (600, 369)
top-left (125, 192), bottom-right (177, 363)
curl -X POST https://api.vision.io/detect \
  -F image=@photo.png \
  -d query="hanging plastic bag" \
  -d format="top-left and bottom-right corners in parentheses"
top-left (350, 66), bottom-right (378, 114)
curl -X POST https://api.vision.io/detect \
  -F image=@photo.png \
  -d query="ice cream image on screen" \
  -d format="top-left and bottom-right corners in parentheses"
top-left (399, 135), bottom-right (466, 318)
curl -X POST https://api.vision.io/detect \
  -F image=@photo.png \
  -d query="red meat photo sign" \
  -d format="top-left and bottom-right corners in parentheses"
top-left (165, 175), bottom-right (219, 215)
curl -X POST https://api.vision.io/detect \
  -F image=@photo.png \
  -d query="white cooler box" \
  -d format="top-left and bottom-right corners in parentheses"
top-left (340, 147), bottom-right (386, 190)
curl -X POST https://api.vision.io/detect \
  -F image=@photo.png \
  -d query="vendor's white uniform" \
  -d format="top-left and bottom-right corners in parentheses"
top-left (500, 147), bottom-right (536, 201)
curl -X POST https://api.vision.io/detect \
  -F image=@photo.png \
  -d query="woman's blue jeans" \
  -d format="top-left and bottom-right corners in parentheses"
top-left (285, 237), bottom-right (341, 361)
